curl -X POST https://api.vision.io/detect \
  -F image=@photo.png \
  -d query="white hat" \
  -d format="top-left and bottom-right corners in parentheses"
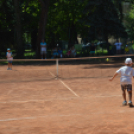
top-left (125, 58), bottom-right (132, 64)
top-left (126, 45), bottom-right (128, 47)
top-left (7, 48), bottom-right (10, 51)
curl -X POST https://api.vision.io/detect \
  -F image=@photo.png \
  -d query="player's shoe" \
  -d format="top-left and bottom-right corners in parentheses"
top-left (122, 100), bottom-right (127, 105)
top-left (128, 101), bottom-right (133, 107)
top-left (7, 68), bottom-right (9, 70)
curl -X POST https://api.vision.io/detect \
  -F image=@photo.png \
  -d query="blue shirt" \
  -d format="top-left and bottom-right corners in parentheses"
top-left (40, 42), bottom-right (46, 46)
top-left (58, 50), bottom-right (62, 54)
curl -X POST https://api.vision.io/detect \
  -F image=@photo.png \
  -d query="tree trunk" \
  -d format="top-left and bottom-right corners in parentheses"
top-left (37, 0), bottom-right (50, 58)
top-left (31, 29), bottom-right (38, 51)
top-left (68, 23), bottom-right (78, 48)
top-left (13, 0), bottom-right (23, 58)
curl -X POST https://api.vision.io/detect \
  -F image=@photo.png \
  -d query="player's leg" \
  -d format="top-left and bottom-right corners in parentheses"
top-left (41, 51), bottom-right (43, 59)
top-left (7, 62), bottom-right (10, 70)
top-left (127, 85), bottom-right (133, 106)
top-left (45, 51), bottom-right (47, 59)
top-left (121, 85), bottom-right (127, 105)
top-left (10, 62), bottom-right (12, 70)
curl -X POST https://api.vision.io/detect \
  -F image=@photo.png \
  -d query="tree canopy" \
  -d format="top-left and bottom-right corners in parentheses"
top-left (0, 0), bottom-right (132, 58)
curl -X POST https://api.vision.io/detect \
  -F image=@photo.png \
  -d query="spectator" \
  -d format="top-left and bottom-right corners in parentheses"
top-left (90, 43), bottom-right (96, 56)
top-left (6, 48), bottom-right (13, 70)
top-left (51, 47), bottom-right (58, 58)
top-left (63, 49), bottom-right (67, 58)
top-left (67, 48), bottom-right (71, 58)
top-left (114, 40), bottom-right (122, 54)
top-left (70, 46), bottom-right (76, 58)
top-left (58, 47), bottom-right (63, 58)
top-left (125, 45), bottom-right (129, 54)
top-left (40, 39), bottom-right (47, 59)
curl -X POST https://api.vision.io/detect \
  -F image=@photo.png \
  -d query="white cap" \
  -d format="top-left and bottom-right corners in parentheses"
top-left (125, 58), bottom-right (132, 64)
top-left (126, 45), bottom-right (128, 47)
top-left (7, 48), bottom-right (10, 51)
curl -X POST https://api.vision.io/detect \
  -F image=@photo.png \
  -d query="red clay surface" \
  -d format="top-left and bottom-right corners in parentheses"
top-left (0, 64), bottom-right (134, 134)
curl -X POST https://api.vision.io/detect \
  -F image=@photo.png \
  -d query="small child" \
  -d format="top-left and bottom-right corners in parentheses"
top-left (6, 48), bottom-right (13, 70)
top-left (109, 58), bottom-right (134, 107)
top-left (125, 45), bottom-right (129, 54)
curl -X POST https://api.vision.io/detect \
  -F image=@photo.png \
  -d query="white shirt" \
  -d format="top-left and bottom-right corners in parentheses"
top-left (116, 66), bottom-right (134, 84)
top-left (40, 42), bottom-right (47, 52)
top-left (6, 52), bottom-right (13, 61)
top-left (114, 42), bottom-right (122, 50)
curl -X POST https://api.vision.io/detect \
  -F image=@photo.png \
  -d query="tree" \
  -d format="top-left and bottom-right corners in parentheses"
top-left (14, 0), bottom-right (24, 58)
top-left (0, 0), bottom-right (15, 51)
top-left (124, 4), bottom-right (134, 39)
top-left (83, 0), bottom-right (127, 50)
top-left (45, 0), bottom-right (88, 48)
top-left (36, 0), bottom-right (50, 58)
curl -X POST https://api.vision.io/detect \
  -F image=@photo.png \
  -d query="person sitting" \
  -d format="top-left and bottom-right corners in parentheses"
top-left (67, 49), bottom-right (71, 58)
top-left (58, 48), bottom-right (63, 58)
top-left (70, 46), bottom-right (76, 58)
top-left (51, 47), bottom-right (58, 58)
top-left (90, 43), bottom-right (96, 56)
top-left (40, 39), bottom-right (47, 59)
top-left (125, 45), bottom-right (129, 54)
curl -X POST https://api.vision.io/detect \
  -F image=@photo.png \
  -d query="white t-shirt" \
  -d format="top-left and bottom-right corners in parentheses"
top-left (40, 42), bottom-right (47, 52)
top-left (114, 42), bottom-right (122, 50)
top-left (6, 52), bottom-right (13, 61)
top-left (116, 66), bottom-right (134, 84)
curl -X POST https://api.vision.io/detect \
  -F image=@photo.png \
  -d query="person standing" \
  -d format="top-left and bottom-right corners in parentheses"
top-left (109, 58), bottom-right (134, 107)
top-left (6, 48), bottom-right (13, 70)
top-left (40, 39), bottom-right (47, 59)
top-left (90, 43), bottom-right (96, 56)
top-left (114, 40), bottom-right (122, 54)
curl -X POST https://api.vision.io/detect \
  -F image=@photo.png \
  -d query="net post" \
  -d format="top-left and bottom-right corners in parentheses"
top-left (56, 59), bottom-right (59, 78)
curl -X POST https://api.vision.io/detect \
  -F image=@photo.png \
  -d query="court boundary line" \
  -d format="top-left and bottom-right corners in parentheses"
top-left (49, 72), bottom-right (79, 97)
top-left (0, 114), bottom-right (81, 122)
top-left (0, 108), bottom-right (133, 122)
top-left (0, 95), bottom-right (122, 104)
top-left (59, 80), bottom-right (79, 97)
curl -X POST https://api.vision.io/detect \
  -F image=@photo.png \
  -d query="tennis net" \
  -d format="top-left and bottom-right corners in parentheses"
top-left (0, 54), bottom-right (134, 83)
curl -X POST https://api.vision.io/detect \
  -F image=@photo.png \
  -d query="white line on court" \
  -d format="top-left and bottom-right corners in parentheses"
top-left (59, 80), bottom-right (79, 97)
top-left (0, 114), bottom-right (81, 122)
top-left (0, 109), bottom-right (133, 122)
top-left (49, 72), bottom-right (79, 97)
top-left (0, 95), bottom-right (122, 104)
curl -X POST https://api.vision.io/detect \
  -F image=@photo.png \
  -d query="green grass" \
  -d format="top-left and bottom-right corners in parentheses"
top-left (24, 52), bottom-right (36, 57)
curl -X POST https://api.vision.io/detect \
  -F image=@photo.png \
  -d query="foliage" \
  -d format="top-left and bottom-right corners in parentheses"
top-left (0, 0), bottom-right (130, 57)
top-left (124, 4), bottom-right (134, 39)
top-left (83, 0), bottom-right (127, 43)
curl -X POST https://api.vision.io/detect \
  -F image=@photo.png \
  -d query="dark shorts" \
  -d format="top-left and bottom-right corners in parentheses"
top-left (121, 84), bottom-right (132, 92)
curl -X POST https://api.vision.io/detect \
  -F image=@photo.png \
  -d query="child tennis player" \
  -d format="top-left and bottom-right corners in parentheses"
top-left (6, 48), bottom-right (13, 70)
top-left (109, 58), bottom-right (134, 107)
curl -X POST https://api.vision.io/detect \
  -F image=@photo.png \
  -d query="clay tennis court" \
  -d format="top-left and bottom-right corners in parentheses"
top-left (0, 58), bottom-right (134, 134)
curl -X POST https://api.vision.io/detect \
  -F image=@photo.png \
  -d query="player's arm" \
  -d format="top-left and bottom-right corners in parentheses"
top-left (10, 52), bottom-right (13, 58)
top-left (109, 72), bottom-right (118, 81)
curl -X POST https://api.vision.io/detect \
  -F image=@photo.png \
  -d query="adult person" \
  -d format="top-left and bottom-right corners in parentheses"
top-left (114, 40), bottom-right (122, 54)
top-left (90, 43), bottom-right (96, 56)
top-left (40, 39), bottom-right (47, 59)
top-left (51, 47), bottom-right (58, 58)
top-left (70, 46), bottom-right (76, 58)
